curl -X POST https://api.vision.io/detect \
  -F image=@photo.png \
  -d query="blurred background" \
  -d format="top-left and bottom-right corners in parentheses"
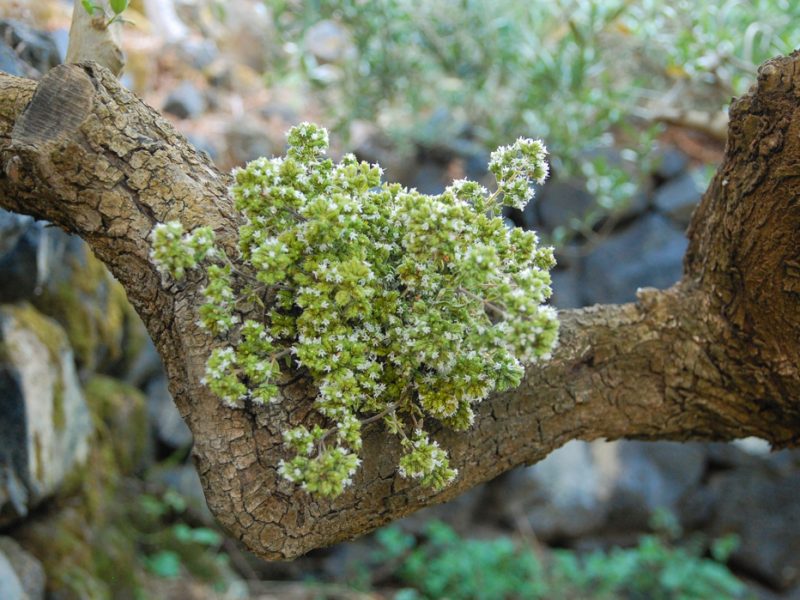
top-left (0, 0), bottom-right (799, 598)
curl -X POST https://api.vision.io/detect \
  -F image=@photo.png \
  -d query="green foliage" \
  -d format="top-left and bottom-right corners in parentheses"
top-left (150, 122), bottom-right (558, 498)
top-left (265, 0), bottom-right (800, 242)
top-left (370, 521), bottom-right (750, 600)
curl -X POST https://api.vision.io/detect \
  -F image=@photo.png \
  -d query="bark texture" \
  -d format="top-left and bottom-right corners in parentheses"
top-left (0, 54), bottom-right (798, 559)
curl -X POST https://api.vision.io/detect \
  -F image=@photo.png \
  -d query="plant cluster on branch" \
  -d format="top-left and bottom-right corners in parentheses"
top-left (150, 123), bottom-right (558, 498)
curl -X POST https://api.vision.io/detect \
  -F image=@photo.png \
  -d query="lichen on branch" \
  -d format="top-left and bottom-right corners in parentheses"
top-left (149, 123), bottom-right (558, 498)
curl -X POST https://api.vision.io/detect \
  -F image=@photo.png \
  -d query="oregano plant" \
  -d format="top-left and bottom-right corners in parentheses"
top-left (150, 123), bottom-right (558, 498)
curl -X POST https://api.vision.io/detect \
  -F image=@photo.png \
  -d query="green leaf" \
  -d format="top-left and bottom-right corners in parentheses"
top-left (110, 0), bottom-right (128, 15)
top-left (81, 0), bottom-right (97, 15)
top-left (145, 550), bottom-right (181, 578)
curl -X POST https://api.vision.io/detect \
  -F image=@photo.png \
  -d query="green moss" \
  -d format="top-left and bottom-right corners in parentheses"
top-left (33, 250), bottom-right (128, 371)
top-left (83, 375), bottom-right (149, 474)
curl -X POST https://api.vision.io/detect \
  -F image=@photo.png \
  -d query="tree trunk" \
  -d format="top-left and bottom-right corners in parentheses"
top-left (0, 54), bottom-right (798, 559)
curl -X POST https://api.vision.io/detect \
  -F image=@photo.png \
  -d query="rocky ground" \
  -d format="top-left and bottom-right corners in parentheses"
top-left (0, 2), bottom-right (798, 599)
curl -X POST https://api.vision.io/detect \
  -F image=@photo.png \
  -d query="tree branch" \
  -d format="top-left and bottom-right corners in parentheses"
top-left (0, 53), bottom-right (798, 559)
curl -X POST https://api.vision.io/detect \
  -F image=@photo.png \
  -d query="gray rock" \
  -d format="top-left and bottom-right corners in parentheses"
top-left (549, 268), bottom-right (583, 309)
top-left (411, 163), bottom-right (448, 195)
top-left (702, 469), bottom-right (800, 590)
top-left (303, 20), bottom-right (355, 64)
top-left (0, 41), bottom-right (28, 76)
top-left (653, 170), bottom-right (703, 226)
top-left (186, 134), bottom-right (219, 162)
top-left (582, 214), bottom-right (687, 305)
top-left (537, 179), bottom-right (595, 232)
top-left (0, 209), bottom-right (33, 259)
top-left (177, 39), bottom-right (219, 71)
top-left (0, 20), bottom-right (60, 75)
top-left (605, 441), bottom-right (706, 531)
top-left (0, 305), bottom-right (91, 526)
top-left (0, 222), bottom-right (69, 303)
top-left (487, 440), bottom-right (708, 541)
top-left (163, 81), bottom-right (208, 120)
top-left (654, 146), bottom-right (689, 180)
top-left (488, 441), bottom-right (613, 541)
top-left (149, 464), bottom-right (212, 524)
top-left (0, 537), bottom-right (45, 600)
top-left (0, 550), bottom-right (24, 600)
top-left (146, 376), bottom-right (193, 450)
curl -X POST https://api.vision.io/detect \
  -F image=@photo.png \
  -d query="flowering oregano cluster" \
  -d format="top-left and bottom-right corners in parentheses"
top-left (150, 123), bottom-right (558, 498)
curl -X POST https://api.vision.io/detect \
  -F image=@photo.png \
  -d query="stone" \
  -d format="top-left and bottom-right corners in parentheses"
top-left (0, 40), bottom-right (28, 77)
top-left (486, 441), bottom-right (614, 541)
top-left (146, 376), bottom-right (193, 450)
top-left (0, 537), bottom-right (45, 600)
top-left (0, 304), bottom-right (91, 526)
top-left (700, 468), bottom-right (800, 590)
top-left (303, 20), bottom-right (355, 64)
top-left (148, 464), bottom-right (213, 524)
top-left (410, 162), bottom-right (448, 195)
top-left (653, 146), bottom-right (689, 181)
top-left (163, 81), bottom-right (208, 120)
top-left (653, 170), bottom-right (703, 226)
top-left (0, 222), bottom-right (69, 303)
top-left (0, 209), bottom-right (32, 259)
top-left (25, 235), bottom-right (130, 372)
top-left (536, 179), bottom-right (596, 232)
top-left (0, 550), bottom-right (24, 600)
top-left (486, 440), bottom-right (708, 542)
top-left (0, 19), bottom-right (60, 75)
top-left (604, 441), bottom-right (706, 531)
top-left (582, 214), bottom-right (687, 305)
top-left (549, 268), bottom-right (583, 309)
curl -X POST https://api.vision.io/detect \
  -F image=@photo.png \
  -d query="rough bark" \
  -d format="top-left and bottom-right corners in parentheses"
top-left (0, 54), bottom-right (798, 559)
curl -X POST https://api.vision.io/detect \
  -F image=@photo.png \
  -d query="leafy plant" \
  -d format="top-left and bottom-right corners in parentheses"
top-left (150, 123), bottom-right (558, 498)
top-left (263, 0), bottom-right (800, 242)
top-left (370, 520), bottom-right (750, 600)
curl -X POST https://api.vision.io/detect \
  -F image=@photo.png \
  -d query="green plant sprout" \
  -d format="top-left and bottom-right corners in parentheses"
top-left (81, 0), bottom-right (130, 26)
top-left (150, 123), bottom-right (558, 498)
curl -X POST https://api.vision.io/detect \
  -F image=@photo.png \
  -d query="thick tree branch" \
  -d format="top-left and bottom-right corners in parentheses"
top-left (0, 54), bottom-right (798, 559)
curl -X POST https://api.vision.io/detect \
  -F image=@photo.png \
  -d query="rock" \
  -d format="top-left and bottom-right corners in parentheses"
top-left (653, 146), bottom-right (689, 181)
top-left (604, 441), bottom-right (707, 531)
top-left (148, 464), bottom-right (213, 524)
top-left (536, 179), bottom-right (596, 232)
top-left (84, 376), bottom-right (151, 474)
top-left (146, 376), bottom-right (193, 450)
top-left (0, 40), bottom-right (28, 76)
top-left (653, 170), bottom-right (703, 226)
top-left (0, 549), bottom-right (24, 600)
top-left (701, 468), bottom-right (800, 590)
top-left (28, 235), bottom-right (130, 372)
top-left (303, 20), bottom-right (355, 64)
top-left (487, 441), bottom-right (614, 541)
top-left (224, 120), bottom-right (276, 167)
top-left (177, 38), bottom-right (219, 71)
top-left (163, 81), bottom-right (208, 120)
top-left (411, 162), bottom-right (448, 195)
top-left (0, 304), bottom-right (91, 526)
top-left (0, 19), bottom-right (60, 75)
top-left (0, 537), bottom-right (45, 600)
top-left (186, 133), bottom-right (219, 162)
top-left (487, 440), bottom-right (708, 542)
top-left (549, 268), bottom-right (583, 309)
top-left (123, 334), bottom-right (164, 388)
top-left (0, 222), bottom-right (69, 303)
top-left (0, 209), bottom-right (33, 259)
top-left (582, 214), bottom-right (687, 305)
